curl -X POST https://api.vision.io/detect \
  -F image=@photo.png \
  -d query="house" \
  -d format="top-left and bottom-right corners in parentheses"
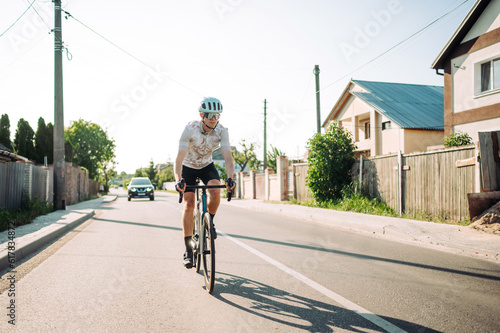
top-left (322, 79), bottom-right (445, 157)
top-left (432, 0), bottom-right (500, 140)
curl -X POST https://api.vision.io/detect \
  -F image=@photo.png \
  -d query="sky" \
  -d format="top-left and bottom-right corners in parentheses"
top-left (0, 0), bottom-right (476, 174)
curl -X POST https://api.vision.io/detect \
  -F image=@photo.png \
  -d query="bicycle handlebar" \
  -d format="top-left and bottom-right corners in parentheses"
top-left (178, 184), bottom-right (233, 203)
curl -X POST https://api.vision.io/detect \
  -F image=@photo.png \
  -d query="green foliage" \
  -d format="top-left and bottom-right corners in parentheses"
top-left (214, 162), bottom-right (227, 180)
top-left (157, 163), bottom-right (175, 188)
top-left (0, 114), bottom-right (13, 151)
top-left (65, 119), bottom-right (116, 181)
top-left (0, 197), bottom-right (53, 232)
top-left (145, 159), bottom-right (158, 183)
top-left (14, 118), bottom-right (36, 160)
top-left (306, 121), bottom-right (356, 203)
top-left (34, 117), bottom-right (53, 165)
top-left (134, 168), bottom-right (145, 177)
top-left (232, 139), bottom-right (260, 171)
top-left (266, 145), bottom-right (285, 170)
top-left (444, 130), bottom-right (473, 148)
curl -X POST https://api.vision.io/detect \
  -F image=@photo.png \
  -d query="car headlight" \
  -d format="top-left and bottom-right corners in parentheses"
top-left (146, 187), bottom-right (152, 192)
top-left (130, 188), bottom-right (137, 192)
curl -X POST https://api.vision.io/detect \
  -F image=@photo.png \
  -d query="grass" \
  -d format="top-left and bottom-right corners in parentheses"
top-left (287, 188), bottom-right (470, 226)
top-left (0, 197), bottom-right (54, 232)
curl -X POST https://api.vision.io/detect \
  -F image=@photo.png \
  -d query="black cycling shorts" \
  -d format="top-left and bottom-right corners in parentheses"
top-left (181, 163), bottom-right (220, 193)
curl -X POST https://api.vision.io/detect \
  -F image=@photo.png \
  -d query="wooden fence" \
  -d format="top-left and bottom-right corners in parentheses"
top-left (292, 145), bottom-right (477, 221)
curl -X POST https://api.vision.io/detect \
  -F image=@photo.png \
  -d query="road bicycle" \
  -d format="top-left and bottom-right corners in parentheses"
top-left (178, 180), bottom-right (232, 294)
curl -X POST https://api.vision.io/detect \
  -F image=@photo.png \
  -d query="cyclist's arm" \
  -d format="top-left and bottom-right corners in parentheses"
top-left (222, 150), bottom-right (235, 190)
top-left (174, 150), bottom-right (187, 191)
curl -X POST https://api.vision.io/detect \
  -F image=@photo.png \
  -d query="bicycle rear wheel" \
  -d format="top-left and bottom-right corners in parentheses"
top-left (202, 213), bottom-right (215, 293)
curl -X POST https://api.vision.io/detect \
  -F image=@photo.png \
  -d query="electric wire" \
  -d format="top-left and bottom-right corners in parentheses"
top-left (62, 10), bottom-right (204, 98)
top-left (320, 0), bottom-right (471, 93)
top-left (0, 0), bottom-right (37, 38)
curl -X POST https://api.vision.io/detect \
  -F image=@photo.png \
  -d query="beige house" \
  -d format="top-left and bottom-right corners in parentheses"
top-left (432, 0), bottom-right (500, 140)
top-left (322, 80), bottom-right (445, 157)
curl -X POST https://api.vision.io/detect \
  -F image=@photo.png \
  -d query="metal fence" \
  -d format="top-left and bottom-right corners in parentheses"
top-left (0, 161), bottom-right (100, 211)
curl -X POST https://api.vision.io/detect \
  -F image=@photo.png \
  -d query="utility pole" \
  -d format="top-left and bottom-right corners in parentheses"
top-left (53, 0), bottom-right (66, 210)
top-left (263, 99), bottom-right (267, 170)
top-left (314, 65), bottom-right (321, 133)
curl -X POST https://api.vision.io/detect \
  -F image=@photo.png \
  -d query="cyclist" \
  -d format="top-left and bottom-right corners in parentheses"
top-left (174, 97), bottom-right (236, 269)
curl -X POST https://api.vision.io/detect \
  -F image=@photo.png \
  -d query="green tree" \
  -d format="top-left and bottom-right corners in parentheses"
top-left (134, 168), bottom-right (145, 177)
top-left (34, 117), bottom-right (53, 165)
top-left (233, 140), bottom-right (260, 171)
top-left (444, 130), bottom-right (473, 148)
top-left (214, 162), bottom-right (228, 180)
top-left (266, 145), bottom-right (286, 170)
top-left (145, 159), bottom-right (158, 184)
top-left (306, 121), bottom-right (356, 203)
top-left (14, 118), bottom-right (36, 160)
top-left (157, 163), bottom-right (175, 189)
top-left (0, 114), bottom-right (13, 151)
top-left (65, 119), bottom-right (116, 181)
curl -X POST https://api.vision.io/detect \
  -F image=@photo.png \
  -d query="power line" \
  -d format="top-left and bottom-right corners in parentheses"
top-left (0, 0), bottom-right (37, 38)
top-left (62, 10), bottom-right (204, 98)
top-left (320, 0), bottom-right (471, 93)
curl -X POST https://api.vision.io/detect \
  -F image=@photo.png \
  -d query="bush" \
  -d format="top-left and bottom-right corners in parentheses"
top-left (444, 130), bottom-right (473, 147)
top-left (0, 197), bottom-right (53, 232)
top-left (306, 121), bottom-right (356, 203)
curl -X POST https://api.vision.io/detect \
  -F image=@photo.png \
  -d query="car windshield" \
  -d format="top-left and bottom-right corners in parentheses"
top-left (130, 178), bottom-right (152, 186)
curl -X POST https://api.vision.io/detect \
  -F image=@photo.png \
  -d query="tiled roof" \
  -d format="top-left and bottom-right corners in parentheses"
top-left (352, 80), bottom-right (444, 130)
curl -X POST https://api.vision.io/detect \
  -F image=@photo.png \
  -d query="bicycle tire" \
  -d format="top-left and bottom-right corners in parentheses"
top-left (202, 212), bottom-right (215, 293)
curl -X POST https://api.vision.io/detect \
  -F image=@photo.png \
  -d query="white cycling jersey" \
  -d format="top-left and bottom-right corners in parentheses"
top-left (178, 120), bottom-right (231, 169)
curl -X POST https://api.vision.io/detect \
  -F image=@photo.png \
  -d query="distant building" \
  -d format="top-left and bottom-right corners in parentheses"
top-left (323, 79), bottom-right (445, 157)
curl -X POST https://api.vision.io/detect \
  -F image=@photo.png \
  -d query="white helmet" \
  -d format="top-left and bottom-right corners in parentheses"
top-left (199, 97), bottom-right (223, 113)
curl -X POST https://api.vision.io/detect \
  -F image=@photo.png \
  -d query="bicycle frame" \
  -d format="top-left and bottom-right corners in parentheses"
top-left (179, 181), bottom-right (232, 293)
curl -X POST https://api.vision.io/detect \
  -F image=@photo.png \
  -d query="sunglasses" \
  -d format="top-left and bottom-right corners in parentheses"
top-left (203, 112), bottom-right (220, 120)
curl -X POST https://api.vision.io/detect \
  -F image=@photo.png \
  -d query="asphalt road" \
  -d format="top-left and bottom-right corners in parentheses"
top-left (1, 190), bottom-right (499, 332)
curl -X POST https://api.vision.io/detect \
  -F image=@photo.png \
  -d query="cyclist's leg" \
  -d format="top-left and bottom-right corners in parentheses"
top-left (200, 163), bottom-right (221, 216)
top-left (181, 166), bottom-right (198, 268)
top-left (182, 192), bottom-right (195, 237)
top-left (207, 179), bottom-right (221, 216)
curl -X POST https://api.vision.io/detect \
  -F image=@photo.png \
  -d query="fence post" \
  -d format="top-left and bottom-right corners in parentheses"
top-left (397, 150), bottom-right (403, 216)
top-left (277, 156), bottom-right (289, 201)
top-left (250, 170), bottom-right (257, 199)
top-left (23, 162), bottom-right (33, 201)
top-left (359, 155), bottom-right (363, 191)
top-left (264, 168), bottom-right (273, 200)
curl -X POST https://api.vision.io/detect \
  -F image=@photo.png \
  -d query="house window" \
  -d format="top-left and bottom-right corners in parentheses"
top-left (480, 58), bottom-right (500, 92)
top-left (364, 122), bottom-right (370, 139)
top-left (382, 121), bottom-right (391, 130)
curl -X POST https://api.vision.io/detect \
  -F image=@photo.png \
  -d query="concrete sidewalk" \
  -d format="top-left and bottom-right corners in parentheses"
top-left (0, 195), bottom-right (117, 272)
top-left (224, 199), bottom-right (500, 263)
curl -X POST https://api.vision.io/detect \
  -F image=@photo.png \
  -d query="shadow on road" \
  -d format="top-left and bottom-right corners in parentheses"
top-left (212, 272), bottom-right (438, 332)
top-left (224, 233), bottom-right (500, 282)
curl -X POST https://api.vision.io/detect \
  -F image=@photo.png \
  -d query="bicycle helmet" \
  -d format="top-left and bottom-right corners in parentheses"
top-left (199, 97), bottom-right (223, 113)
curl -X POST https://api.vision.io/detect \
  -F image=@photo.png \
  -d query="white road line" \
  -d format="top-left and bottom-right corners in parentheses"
top-left (220, 231), bottom-right (407, 333)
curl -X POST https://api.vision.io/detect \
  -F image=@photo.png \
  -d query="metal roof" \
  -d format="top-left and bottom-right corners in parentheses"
top-left (351, 80), bottom-right (444, 130)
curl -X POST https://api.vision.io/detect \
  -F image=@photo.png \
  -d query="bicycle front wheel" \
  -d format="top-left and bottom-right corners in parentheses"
top-left (202, 213), bottom-right (215, 293)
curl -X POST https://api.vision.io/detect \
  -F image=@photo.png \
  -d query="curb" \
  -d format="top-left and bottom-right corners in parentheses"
top-left (227, 199), bottom-right (500, 262)
top-left (0, 195), bottom-right (117, 272)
